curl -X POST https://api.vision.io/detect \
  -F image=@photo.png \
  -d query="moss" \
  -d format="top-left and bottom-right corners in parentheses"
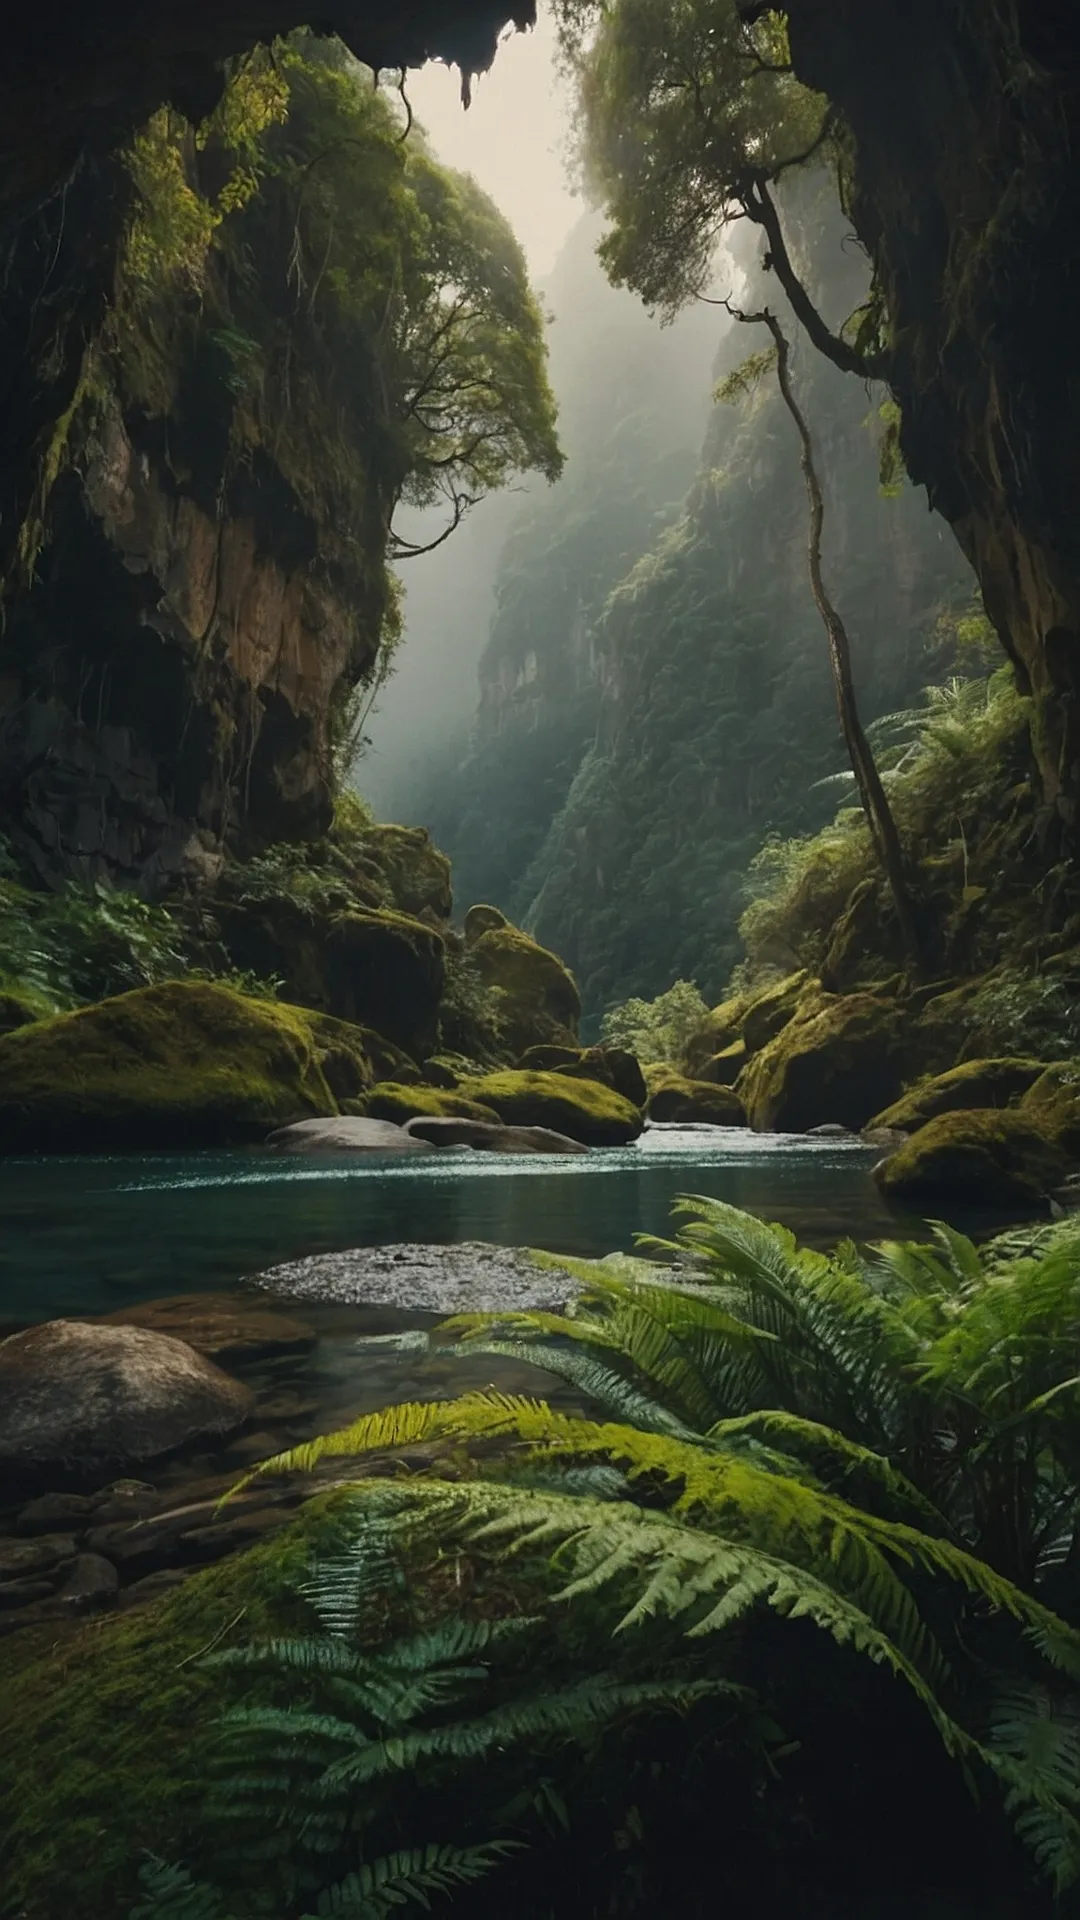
top-left (0, 980), bottom-right (344, 1151)
top-left (871, 1057), bottom-right (1047, 1134)
top-left (645, 1075), bottom-right (746, 1126)
top-left (1022, 1061), bottom-right (1080, 1153)
top-left (363, 825), bottom-right (452, 922)
top-left (0, 982), bottom-right (53, 1035)
top-left (875, 1108), bottom-right (1070, 1208)
top-left (740, 971), bottom-right (815, 1057)
top-left (519, 1042), bottom-right (647, 1107)
top-left (684, 993), bottom-right (752, 1074)
top-left (469, 924), bottom-right (582, 1055)
top-left (463, 903), bottom-right (509, 942)
top-left (359, 1083), bottom-right (499, 1125)
top-left (462, 1069), bottom-right (643, 1145)
top-left (324, 909), bottom-right (446, 1058)
top-left (700, 1041), bottom-right (747, 1086)
top-left (0, 1499), bottom-right (345, 1919)
top-left (738, 991), bottom-right (905, 1133)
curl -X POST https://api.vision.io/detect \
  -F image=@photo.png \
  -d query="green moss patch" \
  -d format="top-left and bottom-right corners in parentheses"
top-left (360, 1082), bottom-right (499, 1125)
top-left (871, 1057), bottom-right (1047, 1134)
top-left (325, 909), bottom-right (446, 1057)
top-left (463, 1069), bottom-right (642, 1145)
top-left (875, 1108), bottom-right (1070, 1208)
top-left (469, 925), bottom-right (581, 1055)
top-left (645, 1075), bottom-right (746, 1126)
top-left (738, 991), bottom-right (905, 1133)
top-left (0, 980), bottom-right (341, 1151)
top-left (1023, 1060), bottom-right (1080, 1153)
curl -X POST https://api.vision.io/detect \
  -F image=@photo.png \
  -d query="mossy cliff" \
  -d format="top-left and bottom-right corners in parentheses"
top-left (0, 36), bottom-right (557, 897)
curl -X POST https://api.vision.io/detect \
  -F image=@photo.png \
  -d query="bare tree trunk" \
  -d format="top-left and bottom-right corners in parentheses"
top-left (731, 304), bottom-right (924, 972)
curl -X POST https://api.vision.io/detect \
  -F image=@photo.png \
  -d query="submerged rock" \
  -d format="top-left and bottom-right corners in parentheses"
top-left (265, 1115), bottom-right (433, 1154)
top-left (0, 1320), bottom-right (253, 1487)
top-left (250, 1241), bottom-right (581, 1315)
top-left (98, 1294), bottom-right (317, 1364)
top-left (462, 1069), bottom-right (642, 1145)
top-left (870, 1056), bottom-right (1047, 1134)
top-left (404, 1116), bottom-right (586, 1154)
top-left (874, 1109), bottom-right (1070, 1208)
top-left (0, 980), bottom-right (353, 1152)
top-left (738, 991), bottom-right (905, 1133)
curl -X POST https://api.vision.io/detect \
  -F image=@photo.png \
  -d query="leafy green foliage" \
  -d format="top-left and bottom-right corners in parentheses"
top-left (0, 866), bottom-right (192, 1011)
top-left (556, 0), bottom-right (828, 318)
top-left (599, 979), bottom-right (709, 1065)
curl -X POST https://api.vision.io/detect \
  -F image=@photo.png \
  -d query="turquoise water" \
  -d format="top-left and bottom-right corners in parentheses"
top-left (0, 1127), bottom-right (918, 1325)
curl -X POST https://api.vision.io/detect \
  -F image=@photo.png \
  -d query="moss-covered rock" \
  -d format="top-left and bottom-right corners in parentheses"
top-left (870, 1057), bottom-right (1047, 1134)
top-left (684, 992), bottom-right (752, 1075)
top-left (324, 909), bottom-right (445, 1057)
top-left (645, 1076), bottom-right (746, 1126)
top-left (519, 1042), bottom-right (647, 1108)
top-left (463, 902), bottom-right (509, 942)
top-left (875, 1109), bottom-right (1070, 1209)
top-left (0, 983), bottom-right (52, 1036)
top-left (462, 1069), bottom-right (643, 1145)
top-left (468, 925), bottom-right (581, 1055)
top-left (359, 1083), bottom-right (499, 1126)
top-left (741, 971), bottom-right (816, 1057)
top-left (699, 1041), bottom-right (747, 1086)
top-left (1023, 1061), bottom-right (1080, 1153)
top-left (363, 824), bottom-right (452, 921)
top-left (738, 991), bottom-right (905, 1133)
top-left (0, 981), bottom-right (348, 1152)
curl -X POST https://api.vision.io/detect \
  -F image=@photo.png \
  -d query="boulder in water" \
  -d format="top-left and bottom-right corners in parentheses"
top-left (645, 1075), bottom-right (745, 1126)
top-left (404, 1115), bottom-right (586, 1154)
top-left (738, 991), bottom-right (905, 1132)
top-left (0, 1320), bottom-right (253, 1488)
top-left (462, 1069), bottom-right (642, 1145)
top-left (266, 1115), bottom-right (433, 1153)
top-left (874, 1109), bottom-right (1070, 1208)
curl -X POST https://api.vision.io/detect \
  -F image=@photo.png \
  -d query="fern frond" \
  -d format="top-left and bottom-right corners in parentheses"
top-left (308, 1841), bottom-right (518, 1917)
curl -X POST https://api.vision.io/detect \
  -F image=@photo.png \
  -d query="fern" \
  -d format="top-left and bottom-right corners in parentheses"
top-left (307, 1842), bottom-right (518, 1918)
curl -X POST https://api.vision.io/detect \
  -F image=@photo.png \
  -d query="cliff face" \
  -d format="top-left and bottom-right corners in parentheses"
top-left (779, 0), bottom-right (1080, 831)
top-left (0, 394), bottom-right (381, 889)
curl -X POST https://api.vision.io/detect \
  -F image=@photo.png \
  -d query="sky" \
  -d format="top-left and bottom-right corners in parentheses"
top-left (406, 5), bottom-right (581, 280)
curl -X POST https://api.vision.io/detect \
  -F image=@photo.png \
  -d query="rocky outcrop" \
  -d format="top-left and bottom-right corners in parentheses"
top-left (0, 979), bottom-right (368, 1151)
top-left (738, 990), bottom-right (905, 1133)
top-left (0, 1320), bottom-right (253, 1488)
top-left (874, 1110), bottom-right (1070, 1210)
top-left (519, 1041), bottom-right (648, 1108)
top-left (462, 1068), bottom-right (643, 1146)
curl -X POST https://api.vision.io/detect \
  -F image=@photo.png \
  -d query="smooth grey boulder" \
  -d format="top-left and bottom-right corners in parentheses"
top-left (266, 1116), bottom-right (433, 1154)
top-left (404, 1115), bottom-right (586, 1155)
top-left (0, 1320), bottom-right (253, 1487)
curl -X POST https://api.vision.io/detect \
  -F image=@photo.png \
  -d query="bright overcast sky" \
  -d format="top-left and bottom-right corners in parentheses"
top-left (406, 4), bottom-right (581, 281)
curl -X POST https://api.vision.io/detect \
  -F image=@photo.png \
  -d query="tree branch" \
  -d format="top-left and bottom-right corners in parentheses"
top-left (742, 175), bottom-right (888, 381)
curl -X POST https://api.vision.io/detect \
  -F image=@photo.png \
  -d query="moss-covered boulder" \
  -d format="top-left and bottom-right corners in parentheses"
top-left (741, 971), bottom-right (816, 1057)
top-left (645, 1075), bottom-right (746, 1126)
top-left (871, 1057), bottom-right (1047, 1135)
top-left (875, 1109), bottom-right (1070, 1208)
top-left (468, 924), bottom-right (581, 1055)
top-left (0, 981), bottom-right (350, 1152)
top-left (1023, 1061), bottom-right (1080, 1152)
top-left (363, 824), bottom-right (452, 921)
top-left (684, 992), bottom-right (752, 1075)
top-left (699, 1041), bottom-right (747, 1086)
top-left (462, 1069), bottom-right (643, 1145)
top-left (463, 902), bottom-right (509, 942)
top-left (323, 909), bottom-right (445, 1057)
top-left (519, 1042), bottom-right (647, 1108)
top-left (738, 991), bottom-right (905, 1133)
top-left (358, 1083), bottom-right (499, 1126)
